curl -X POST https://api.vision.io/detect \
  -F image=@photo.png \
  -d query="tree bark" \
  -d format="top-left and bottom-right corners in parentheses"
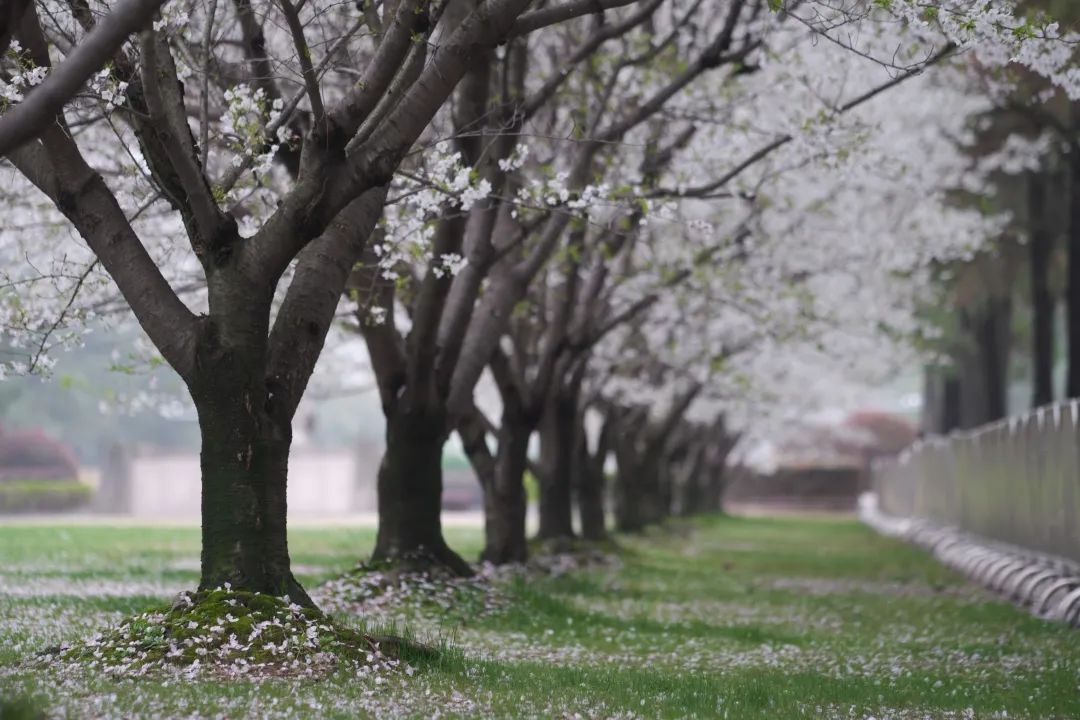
top-left (371, 408), bottom-right (472, 575)
top-left (958, 298), bottom-right (1011, 427)
top-left (614, 449), bottom-right (659, 532)
top-left (191, 365), bottom-right (311, 606)
top-left (921, 366), bottom-right (961, 435)
top-left (980, 296), bottom-right (1012, 422)
top-left (1068, 143), bottom-right (1080, 398)
top-left (701, 454), bottom-right (726, 513)
top-left (674, 440), bottom-right (706, 517)
top-left (1029, 174), bottom-right (1055, 408)
top-left (612, 409), bottom-right (650, 533)
top-left (655, 452), bottom-right (675, 521)
top-left (576, 412), bottom-right (610, 541)
top-left (482, 408), bottom-right (531, 563)
top-left (942, 374), bottom-right (961, 433)
top-left (456, 407), bottom-right (501, 562)
top-left (537, 383), bottom-right (577, 541)
top-left (638, 445), bottom-right (666, 526)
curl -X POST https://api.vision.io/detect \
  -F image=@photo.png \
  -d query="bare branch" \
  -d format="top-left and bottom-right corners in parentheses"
top-left (138, 29), bottom-right (235, 260)
top-left (508, 0), bottom-right (643, 37)
top-left (267, 187), bottom-right (388, 419)
top-left (278, 0), bottom-right (325, 125)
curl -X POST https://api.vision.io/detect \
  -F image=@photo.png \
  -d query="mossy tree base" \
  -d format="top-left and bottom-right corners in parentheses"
top-left (45, 589), bottom-right (432, 679)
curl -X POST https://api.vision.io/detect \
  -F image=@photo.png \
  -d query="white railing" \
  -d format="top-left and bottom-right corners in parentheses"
top-left (873, 401), bottom-right (1080, 564)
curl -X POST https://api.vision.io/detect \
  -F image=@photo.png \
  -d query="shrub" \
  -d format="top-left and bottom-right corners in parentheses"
top-left (0, 480), bottom-right (92, 513)
top-left (0, 426), bottom-right (80, 482)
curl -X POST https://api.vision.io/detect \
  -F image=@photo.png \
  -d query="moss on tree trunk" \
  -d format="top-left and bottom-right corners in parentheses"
top-left (194, 382), bottom-right (311, 607)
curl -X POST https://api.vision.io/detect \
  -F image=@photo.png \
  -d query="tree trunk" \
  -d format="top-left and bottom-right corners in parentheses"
top-left (648, 451), bottom-right (673, 524)
top-left (456, 409), bottom-right (500, 562)
top-left (372, 409), bottom-right (472, 575)
top-left (537, 384), bottom-right (577, 541)
top-left (612, 415), bottom-right (649, 533)
top-left (482, 410), bottom-right (531, 563)
top-left (615, 452), bottom-right (661, 532)
top-left (1030, 174), bottom-right (1055, 407)
top-left (1068, 144), bottom-right (1080, 398)
top-left (958, 298), bottom-right (1011, 428)
top-left (576, 416), bottom-right (608, 542)
top-left (980, 296), bottom-right (1011, 422)
top-left (702, 456), bottom-right (725, 513)
top-left (942, 373), bottom-right (961, 433)
top-left (192, 377), bottom-right (311, 606)
top-left (921, 366), bottom-right (962, 435)
top-left (674, 442), bottom-right (706, 517)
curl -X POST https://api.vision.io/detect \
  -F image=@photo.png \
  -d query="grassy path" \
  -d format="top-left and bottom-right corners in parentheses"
top-left (1, 516), bottom-right (1076, 718)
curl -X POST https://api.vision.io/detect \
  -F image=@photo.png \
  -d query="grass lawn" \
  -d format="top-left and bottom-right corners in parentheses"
top-left (0, 515), bottom-right (1077, 719)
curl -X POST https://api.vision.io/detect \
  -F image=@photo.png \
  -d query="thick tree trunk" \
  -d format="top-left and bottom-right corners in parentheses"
top-left (537, 385), bottom-right (577, 541)
top-left (1030, 175), bottom-right (1055, 407)
top-left (1068, 144), bottom-right (1080, 398)
top-left (192, 379), bottom-right (311, 606)
top-left (482, 410), bottom-right (531, 563)
top-left (372, 409), bottom-right (472, 575)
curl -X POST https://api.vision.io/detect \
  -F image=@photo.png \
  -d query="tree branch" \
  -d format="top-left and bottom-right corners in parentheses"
top-left (507, 0), bottom-right (643, 37)
top-left (138, 29), bottom-right (235, 262)
top-left (267, 187), bottom-right (388, 419)
top-left (9, 141), bottom-right (199, 379)
top-left (653, 41), bottom-right (960, 198)
top-left (278, 0), bottom-right (325, 125)
top-left (0, 0), bottom-right (167, 156)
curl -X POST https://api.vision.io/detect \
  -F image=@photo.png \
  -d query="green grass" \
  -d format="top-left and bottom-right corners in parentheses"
top-left (0, 515), bottom-right (1076, 718)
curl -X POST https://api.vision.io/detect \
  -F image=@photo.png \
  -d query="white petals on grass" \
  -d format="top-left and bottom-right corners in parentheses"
top-left (0, 574), bottom-right (182, 599)
top-left (45, 589), bottom-right (401, 681)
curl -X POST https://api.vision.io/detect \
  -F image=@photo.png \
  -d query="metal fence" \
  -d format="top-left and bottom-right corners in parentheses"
top-left (873, 401), bottom-right (1080, 564)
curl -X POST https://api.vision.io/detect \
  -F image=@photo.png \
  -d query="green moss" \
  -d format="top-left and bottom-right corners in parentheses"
top-left (50, 589), bottom-right (443, 678)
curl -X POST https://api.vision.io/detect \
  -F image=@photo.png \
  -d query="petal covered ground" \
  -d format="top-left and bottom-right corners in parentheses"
top-left (0, 517), bottom-right (1077, 719)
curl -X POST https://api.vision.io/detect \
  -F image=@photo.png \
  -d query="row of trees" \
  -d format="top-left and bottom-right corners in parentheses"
top-left (0, 0), bottom-right (1076, 610)
top-left (921, 0), bottom-right (1080, 432)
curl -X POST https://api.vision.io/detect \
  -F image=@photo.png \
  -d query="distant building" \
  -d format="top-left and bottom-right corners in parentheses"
top-left (727, 410), bottom-right (916, 511)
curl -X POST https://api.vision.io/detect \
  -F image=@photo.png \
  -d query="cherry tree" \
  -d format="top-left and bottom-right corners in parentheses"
top-left (573, 4), bottom-right (1067, 528)
top-left (0, 0), bottom-right (645, 603)
top-left (0, 0), bottom-right (1074, 599)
